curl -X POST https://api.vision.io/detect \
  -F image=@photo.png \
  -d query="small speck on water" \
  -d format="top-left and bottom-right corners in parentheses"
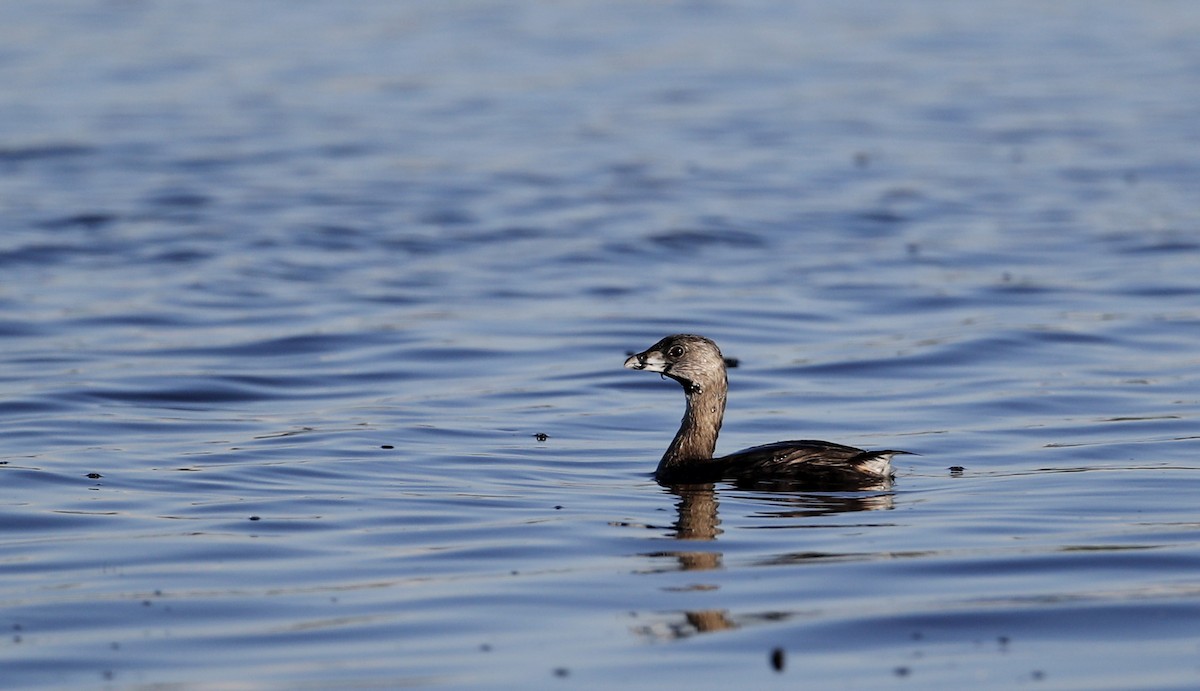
top-left (770, 647), bottom-right (785, 672)
top-left (534, 432), bottom-right (549, 441)
top-left (381, 445), bottom-right (394, 449)
top-left (249, 516), bottom-right (261, 521)
top-left (553, 667), bottom-right (569, 678)
top-left (86, 472), bottom-right (102, 479)
top-left (894, 666), bottom-right (911, 678)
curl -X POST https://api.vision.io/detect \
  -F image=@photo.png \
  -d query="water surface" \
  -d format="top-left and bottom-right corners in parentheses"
top-left (2, 1), bottom-right (1200, 688)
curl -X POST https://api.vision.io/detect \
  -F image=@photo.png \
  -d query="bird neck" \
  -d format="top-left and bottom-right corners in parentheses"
top-left (658, 375), bottom-right (727, 474)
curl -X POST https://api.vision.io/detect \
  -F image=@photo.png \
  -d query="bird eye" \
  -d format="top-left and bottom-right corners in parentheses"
top-left (668, 345), bottom-right (685, 358)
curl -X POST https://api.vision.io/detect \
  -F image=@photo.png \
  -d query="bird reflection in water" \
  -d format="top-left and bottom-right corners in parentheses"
top-left (631, 480), bottom-right (893, 641)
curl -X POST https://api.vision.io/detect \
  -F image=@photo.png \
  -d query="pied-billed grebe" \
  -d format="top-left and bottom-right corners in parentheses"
top-left (624, 334), bottom-right (908, 486)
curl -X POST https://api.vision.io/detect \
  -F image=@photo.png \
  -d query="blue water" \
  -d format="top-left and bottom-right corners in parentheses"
top-left (3, 1), bottom-right (1200, 688)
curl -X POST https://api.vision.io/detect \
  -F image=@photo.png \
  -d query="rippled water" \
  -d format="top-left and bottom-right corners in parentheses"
top-left (3, 1), bottom-right (1200, 688)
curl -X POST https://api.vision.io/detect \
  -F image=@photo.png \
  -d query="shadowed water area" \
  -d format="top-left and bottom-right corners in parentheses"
top-left (2, 1), bottom-right (1200, 688)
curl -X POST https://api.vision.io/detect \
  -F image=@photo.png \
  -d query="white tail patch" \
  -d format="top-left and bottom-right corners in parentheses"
top-left (857, 454), bottom-right (894, 478)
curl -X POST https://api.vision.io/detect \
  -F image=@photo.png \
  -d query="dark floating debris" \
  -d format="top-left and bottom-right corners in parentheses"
top-left (553, 667), bottom-right (570, 678)
top-left (534, 432), bottom-right (549, 442)
top-left (381, 445), bottom-right (394, 450)
top-left (893, 666), bottom-right (911, 678)
top-left (949, 466), bottom-right (965, 476)
top-left (770, 647), bottom-right (785, 672)
top-left (248, 516), bottom-right (261, 521)
top-left (86, 473), bottom-right (102, 479)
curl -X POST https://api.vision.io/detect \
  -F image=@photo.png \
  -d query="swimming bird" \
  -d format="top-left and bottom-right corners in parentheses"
top-left (624, 334), bottom-right (907, 486)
